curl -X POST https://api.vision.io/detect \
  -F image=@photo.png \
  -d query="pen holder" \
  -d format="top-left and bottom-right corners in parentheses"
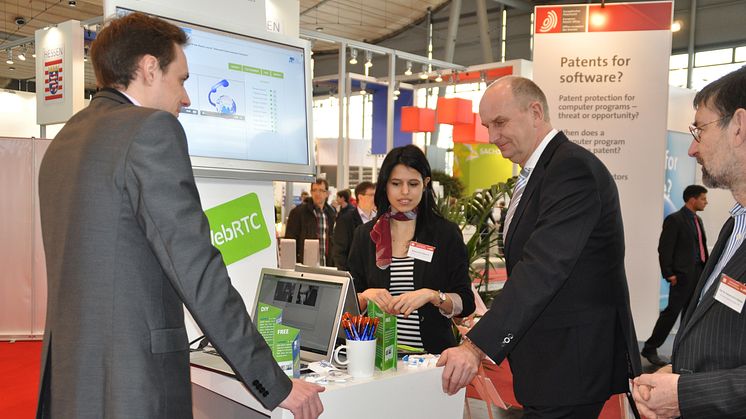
top-left (333, 339), bottom-right (376, 378)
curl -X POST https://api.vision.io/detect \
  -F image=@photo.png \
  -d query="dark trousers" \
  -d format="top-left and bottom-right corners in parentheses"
top-left (643, 264), bottom-right (704, 351)
top-left (522, 401), bottom-right (605, 419)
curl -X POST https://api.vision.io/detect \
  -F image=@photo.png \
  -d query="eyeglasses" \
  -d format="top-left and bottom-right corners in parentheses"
top-left (689, 116), bottom-right (729, 143)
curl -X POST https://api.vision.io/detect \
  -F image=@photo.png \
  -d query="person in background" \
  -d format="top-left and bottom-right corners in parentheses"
top-left (633, 66), bottom-right (746, 419)
top-left (35, 12), bottom-right (323, 419)
top-left (285, 178), bottom-right (336, 266)
top-left (348, 145), bottom-right (475, 354)
top-left (298, 191), bottom-right (309, 206)
top-left (335, 189), bottom-right (354, 219)
top-left (438, 76), bottom-right (640, 418)
top-left (332, 181), bottom-right (376, 271)
top-left (641, 184), bottom-right (708, 367)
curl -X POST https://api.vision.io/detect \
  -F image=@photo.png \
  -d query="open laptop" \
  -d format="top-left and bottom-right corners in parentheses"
top-left (252, 267), bottom-right (350, 367)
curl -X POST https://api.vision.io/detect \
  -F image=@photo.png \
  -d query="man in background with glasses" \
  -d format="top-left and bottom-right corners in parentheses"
top-left (633, 66), bottom-right (746, 418)
top-left (285, 178), bottom-right (336, 266)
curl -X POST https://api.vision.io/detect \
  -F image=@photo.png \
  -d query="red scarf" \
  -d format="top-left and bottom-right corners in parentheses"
top-left (370, 209), bottom-right (417, 269)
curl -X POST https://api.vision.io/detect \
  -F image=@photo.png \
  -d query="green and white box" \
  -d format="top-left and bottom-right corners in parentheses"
top-left (367, 300), bottom-right (397, 371)
top-left (274, 325), bottom-right (300, 378)
top-left (256, 302), bottom-right (283, 348)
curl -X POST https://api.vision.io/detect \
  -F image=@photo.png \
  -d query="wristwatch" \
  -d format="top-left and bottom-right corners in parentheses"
top-left (436, 290), bottom-right (447, 306)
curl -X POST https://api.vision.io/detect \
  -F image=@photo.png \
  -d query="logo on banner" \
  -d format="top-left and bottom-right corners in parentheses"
top-left (43, 47), bottom-right (64, 102)
top-left (536, 8), bottom-right (561, 33)
top-left (205, 193), bottom-right (272, 265)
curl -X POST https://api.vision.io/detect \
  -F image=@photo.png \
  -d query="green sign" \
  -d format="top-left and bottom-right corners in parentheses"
top-left (453, 143), bottom-right (514, 195)
top-left (205, 193), bottom-right (271, 265)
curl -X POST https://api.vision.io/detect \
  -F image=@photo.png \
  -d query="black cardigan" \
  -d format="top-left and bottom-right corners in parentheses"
top-left (347, 215), bottom-right (475, 354)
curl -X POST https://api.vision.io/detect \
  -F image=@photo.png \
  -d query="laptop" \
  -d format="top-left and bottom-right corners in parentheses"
top-left (251, 267), bottom-right (350, 366)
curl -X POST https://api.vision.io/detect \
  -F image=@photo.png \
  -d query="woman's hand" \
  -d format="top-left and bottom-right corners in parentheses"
top-left (359, 288), bottom-right (395, 313)
top-left (391, 289), bottom-right (437, 317)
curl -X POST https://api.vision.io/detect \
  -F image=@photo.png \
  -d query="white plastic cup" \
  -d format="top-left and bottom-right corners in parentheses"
top-left (333, 339), bottom-right (376, 378)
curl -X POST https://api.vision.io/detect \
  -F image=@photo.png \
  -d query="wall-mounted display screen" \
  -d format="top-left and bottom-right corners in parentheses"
top-left (116, 7), bottom-right (315, 180)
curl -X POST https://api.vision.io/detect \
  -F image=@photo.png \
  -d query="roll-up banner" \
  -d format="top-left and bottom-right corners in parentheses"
top-left (533, 1), bottom-right (673, 337)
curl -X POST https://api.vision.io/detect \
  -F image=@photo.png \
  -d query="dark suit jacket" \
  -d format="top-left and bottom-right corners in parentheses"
top-left (659, 207), bottom-right (708, 283)
top-left (347, 216), bottom-right (476, 354)
top-left (285, 198), bottom-right (336, 266)
top-left (36, 90), bottom-right (291, 418)
top-left (673, 216), bottom-right (746, 418)
top-left (467, 132), bottom-right (641, 407)
top-left (332, 207), bottom-right (364, 270)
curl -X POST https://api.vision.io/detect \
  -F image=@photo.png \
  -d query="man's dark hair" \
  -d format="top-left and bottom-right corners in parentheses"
top-left (683, 185), bottom-right (708, 202)
top-left (336, 189), bottom-right (351, 204)
top-left (90, 12), bottom-right (188, 89)
top-left (312, 178), bottom-right (328, 191)
top-left (693, 66), bottom-right (746, 128)
top-left (354, 181), bottom-right (375, 198)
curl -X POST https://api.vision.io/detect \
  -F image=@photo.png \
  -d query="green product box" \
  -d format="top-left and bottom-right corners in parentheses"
top-left (273, 325), bottom-right (300, 378)
top-left (257, 303), bottom-right (283, 349)
top-left (367, 300), bottom-right (397, 371)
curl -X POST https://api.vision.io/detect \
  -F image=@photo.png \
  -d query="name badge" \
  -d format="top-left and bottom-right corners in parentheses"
top-left (407, 241), bottom-right (435, 262)
top-left (714, 273), bottom-right (746, 314)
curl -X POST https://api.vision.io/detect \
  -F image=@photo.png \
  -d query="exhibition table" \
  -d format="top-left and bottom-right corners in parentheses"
top-left (190, 351), bottom-right (465, 418)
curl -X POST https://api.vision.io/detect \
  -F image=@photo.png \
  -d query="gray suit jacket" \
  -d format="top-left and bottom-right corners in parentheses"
top-left (36, 89), bottom-right (291, 418)
top-left (672, 216), bottom-right (746, 418)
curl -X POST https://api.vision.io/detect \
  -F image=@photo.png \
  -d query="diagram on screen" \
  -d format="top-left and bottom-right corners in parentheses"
top-left (196, 75), bottom-right (246, 120)
top-left (208, 79), bottom-right (237, 114)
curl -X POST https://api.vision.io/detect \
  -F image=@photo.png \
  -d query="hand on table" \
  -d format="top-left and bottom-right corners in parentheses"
top-left (278, 378), bottom-right (325, 419)
top-left (437, 339), bottom-right (484, 395)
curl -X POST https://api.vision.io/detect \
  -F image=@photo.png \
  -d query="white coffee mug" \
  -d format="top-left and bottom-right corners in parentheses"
top-left (333, 339), bottom-right (376, 378)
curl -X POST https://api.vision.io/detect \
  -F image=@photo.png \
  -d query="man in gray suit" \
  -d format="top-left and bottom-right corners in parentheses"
top-left (36, 12), bottom-right (324, 419)
top-left (633, 67), bottom-right (746, 418)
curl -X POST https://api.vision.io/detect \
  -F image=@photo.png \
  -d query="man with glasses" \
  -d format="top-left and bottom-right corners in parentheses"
top-left (332, 181), bottom-right (376, 271)
top-left (285, 178), bottom-right (336, 266)
top-left (633, 66), bottom-right (746, 418)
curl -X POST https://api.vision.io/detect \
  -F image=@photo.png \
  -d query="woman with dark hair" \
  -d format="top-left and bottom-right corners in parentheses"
top-left (348, 145), bottom-right (475, 354)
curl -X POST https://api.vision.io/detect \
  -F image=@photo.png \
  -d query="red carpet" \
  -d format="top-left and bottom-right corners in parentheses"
top-left (0, 341), bottom-right (42, 419)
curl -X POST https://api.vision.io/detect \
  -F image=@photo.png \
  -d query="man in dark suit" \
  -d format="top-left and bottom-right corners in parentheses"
top-left (633, 67), bottom-right (746, 419)
top-left (332, 181), bottom-right (376, 270)
top-left (36, 13), bottom-right (323, 419)
top-left (641, 185), bottom-right (708, 367)
top-left (285, 178), bottom-right (336, 266)
top-left (438, 76), bottom-right (641, 418)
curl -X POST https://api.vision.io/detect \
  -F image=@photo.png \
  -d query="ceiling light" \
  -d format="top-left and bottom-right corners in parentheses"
top-left (404, 61), bottom-right (413, 76)
top-left (364, 51), bottom-right (373, 69)
top-left (671, 21), bottom-right (682, 32)
top-left (435, 71), bottom-right (443, 83)
top-left (349, 48), bottom-right (358, 65)
top-left (6, 49), bottom-right (14, 65)
top-left (419, 64), bottom-right (429, 80)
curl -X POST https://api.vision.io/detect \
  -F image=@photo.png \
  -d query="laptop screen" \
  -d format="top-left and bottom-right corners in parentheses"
top-left (253, 268), bottom-right (348, 363)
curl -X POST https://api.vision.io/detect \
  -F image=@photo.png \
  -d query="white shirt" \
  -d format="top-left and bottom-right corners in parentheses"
top-left (118, 90), bottom-right (142, 107)
top-left (358, 207), bottom-right (376, 224)
top-left (520, 128), bottom-right (558, 182)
